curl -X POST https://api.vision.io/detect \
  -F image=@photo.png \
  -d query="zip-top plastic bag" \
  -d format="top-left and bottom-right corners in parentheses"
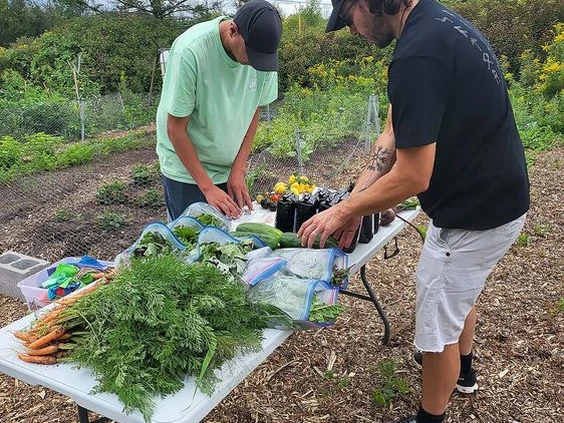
top-left (167, 216), bottom-right (205, 249)
top-left (115, 222), bottom-right (186, 268)
top-left (242, 256), bottom-right (287, 287)
top-left (180, 202), bottom-right (231, 231)
top-left (274, 248), bottom-right (349, 289)
top-left (248, 271), bottom-right (342, 329)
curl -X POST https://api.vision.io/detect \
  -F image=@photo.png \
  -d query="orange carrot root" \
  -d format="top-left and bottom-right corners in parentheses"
top-left (13, 331), bottom-right (38, 343)
top-left (28, 327), bottom-right (66, 350)
top-left (25, 345), bottom-right (59, 356)
top-left (17, 353), bottom-right (57, 365)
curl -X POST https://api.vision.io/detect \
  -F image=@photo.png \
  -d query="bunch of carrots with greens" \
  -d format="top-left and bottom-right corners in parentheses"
top-left (12, 268), bottom-right (115, 365)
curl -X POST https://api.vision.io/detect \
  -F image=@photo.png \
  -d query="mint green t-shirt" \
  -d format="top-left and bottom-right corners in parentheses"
top-left (156, 16), bottom-right (278, 185)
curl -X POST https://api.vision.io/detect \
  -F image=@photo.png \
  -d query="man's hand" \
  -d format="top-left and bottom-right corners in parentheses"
top-left (333, 216), bottom-right (362, 249)
top-left (227, 167), bottom-right (253, 211)
top-left (297, 203), bottom-right (352, 249)
top-left (203, 185), bottom-right (242, 218)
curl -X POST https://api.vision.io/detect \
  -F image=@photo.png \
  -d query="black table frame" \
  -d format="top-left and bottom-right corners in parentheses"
top-left (339, 237), bottom-right (401, 345)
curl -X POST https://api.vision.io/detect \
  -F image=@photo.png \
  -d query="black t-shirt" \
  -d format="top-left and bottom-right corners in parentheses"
top-left (388, 0), bottom-right (530, 230)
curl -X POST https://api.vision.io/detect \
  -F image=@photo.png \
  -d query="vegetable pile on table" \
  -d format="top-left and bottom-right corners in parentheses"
top-left (14, 252), bottom-right (289, 421)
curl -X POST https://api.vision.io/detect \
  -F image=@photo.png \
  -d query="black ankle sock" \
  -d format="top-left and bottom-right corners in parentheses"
top-left (416, 406), bottom-right (445, 423)
top-left (460, 351), bottom-right (473, 374)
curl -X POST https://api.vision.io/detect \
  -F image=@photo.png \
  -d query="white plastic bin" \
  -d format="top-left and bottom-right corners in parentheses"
top-left (16, 257), bottom-right (113, 310)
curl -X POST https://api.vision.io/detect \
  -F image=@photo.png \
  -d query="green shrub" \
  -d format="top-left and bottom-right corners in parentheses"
top-left (57, 143), bottom-right (96, 168)
top-left (0, 136), bottom-right (23, 171)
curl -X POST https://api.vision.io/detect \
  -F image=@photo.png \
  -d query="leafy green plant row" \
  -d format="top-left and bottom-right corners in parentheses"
top-left (0, 130), bottom-right (156, 183)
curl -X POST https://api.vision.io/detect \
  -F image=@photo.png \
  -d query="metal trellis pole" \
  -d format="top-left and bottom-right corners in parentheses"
top-left (295, 126), bottom-right (304, 175)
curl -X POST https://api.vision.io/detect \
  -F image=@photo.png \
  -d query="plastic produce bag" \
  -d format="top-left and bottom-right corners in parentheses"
top-left (115, 222), bottom-right (186, 267)
top-left (180, 202), bottom-right (231, 231)
top-left (249, 272), bottom-right (341, 329)
top-left (242, 256), bottom-right (286, 286)
top-left (167, 216), bottom-right (205, 248)
top-left (275, 248), bottom-right (348, 288)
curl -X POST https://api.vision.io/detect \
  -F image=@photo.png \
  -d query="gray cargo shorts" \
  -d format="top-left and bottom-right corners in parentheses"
top-left (414, 214), bottom-right (526, 352)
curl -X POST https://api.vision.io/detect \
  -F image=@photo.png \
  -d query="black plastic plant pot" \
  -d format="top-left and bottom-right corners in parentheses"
top-left (373, 212), bottom-right (380, 234)
top-left (275, 198), bottom-right (297, 233)
top-left (359, 214), bottom-right (374, 244)
top-left (295, 200), bottom-right (318, 232)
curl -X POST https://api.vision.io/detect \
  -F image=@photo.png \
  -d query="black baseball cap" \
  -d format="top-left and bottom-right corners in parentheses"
top-left (326, 0), bottom-right (348, 33)
top-left (234, 0), bottom-right (282, 72)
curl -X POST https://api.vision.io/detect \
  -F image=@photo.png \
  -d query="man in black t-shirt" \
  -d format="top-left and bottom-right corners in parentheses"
top-left (297, 1), bottom-right (530, 422)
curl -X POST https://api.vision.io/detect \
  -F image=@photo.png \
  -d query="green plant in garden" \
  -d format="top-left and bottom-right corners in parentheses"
top-left (558, 298), bottom-right (564, 312)
top-left (136, 188), bottom-right (164, 209)
top-left (131, 164), bottom-right (159, 186)
top-left (97, 210), bottom-right (128, 230)
top-left (96, 181), bottom-right (127, 205)
top-left (54, 209), bottom-right (75, 222)
top-left (516, 232), bottom-right (530, 247)
top-left (532, 223), bottom-right (552, 237)
top-left (0, 136), bottom-right (23, 171)
top-left (57, 143), bottom-right (96, 167)
top-left (371, 359), bottom-right (410, 407)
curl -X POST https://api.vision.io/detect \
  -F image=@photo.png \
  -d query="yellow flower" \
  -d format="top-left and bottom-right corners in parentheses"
top-left (289, 175), bottom-right (296, 184)
top-left (291, 187), bottom-right (300, 196)
top-left (274, 182), bottom-right (287, 195)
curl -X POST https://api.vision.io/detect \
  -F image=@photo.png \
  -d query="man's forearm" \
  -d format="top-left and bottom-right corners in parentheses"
top-left (352, 132), bottom-right (397, 195)
top-left (232, 108), bottom-right (260, 172)
top-left (351, 105), bottom-right (396, 195)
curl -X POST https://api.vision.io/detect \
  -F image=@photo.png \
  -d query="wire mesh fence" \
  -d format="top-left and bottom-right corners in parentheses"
top-left (0, 93), bottom-right (380, 263)
top-left (0, 93), bottom-right (159, 142)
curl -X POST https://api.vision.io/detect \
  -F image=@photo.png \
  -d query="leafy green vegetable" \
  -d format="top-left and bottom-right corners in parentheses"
top-left (132, 231), bottom-right (175, 258)
top-left (196, 213), bottom-right (223, 227)
top-left (62, 254), bottom-right (287, 421)
top-left (172, 225), bottom-right (200, 247)
top-left (198, 241), bottom-right (254, 282)
top-left (308, 294), bottom-right (345, 323)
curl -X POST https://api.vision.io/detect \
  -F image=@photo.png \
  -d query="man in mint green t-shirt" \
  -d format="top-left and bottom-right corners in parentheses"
top-left (156, 0), bottom-right (281, 220)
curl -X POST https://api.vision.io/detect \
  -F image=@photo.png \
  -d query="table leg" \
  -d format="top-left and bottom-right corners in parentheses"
top-left (77, 404), bottom-right (111, 423)
top-left (339, 264), bottom-right (391, 345)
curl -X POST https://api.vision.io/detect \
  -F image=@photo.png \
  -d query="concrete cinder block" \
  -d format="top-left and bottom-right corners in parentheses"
top-left (0, 251), bottom-right (50, 301)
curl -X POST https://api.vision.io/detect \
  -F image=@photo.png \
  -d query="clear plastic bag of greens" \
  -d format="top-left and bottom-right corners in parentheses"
top-left (242, 256), bottom-right (286, 287)
top-left (168, 216), bottom-right (205, 249)
top-left (249, 272), bottom-right (343, 329)
top-left (275, 248), bottom-right (349, 288)
top-left (115, 222), bottom-right (186, 267)
top-left (192, 227), bottom-right (261, 279)
top-left (180, 202), bottom-right (231, 230)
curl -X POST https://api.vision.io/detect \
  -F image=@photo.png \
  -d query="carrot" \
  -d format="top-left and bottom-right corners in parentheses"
top-left (55, 351), bottom-right (69, 359)
top-left (13, 331), bottom-right (38, 343)
top-left (25, 345), bottom-right (59, 356)
top-left (17, 353), bottom-right (57, 365)
top-left (90, 272), bottom-right (105, 279)
top-left (38, 307), bottom-right (64, 325)
top-left (27, 326), bottom-right (66, 350)
top-left (59, 333), bottom-right (72, 341)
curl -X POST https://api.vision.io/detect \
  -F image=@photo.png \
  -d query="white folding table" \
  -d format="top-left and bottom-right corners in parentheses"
top-left (0, 209), bottom-right (419, 423)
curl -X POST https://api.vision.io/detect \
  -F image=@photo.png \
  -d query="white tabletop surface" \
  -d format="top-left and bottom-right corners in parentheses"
top-left (0, 208), bottom-right (419, 423)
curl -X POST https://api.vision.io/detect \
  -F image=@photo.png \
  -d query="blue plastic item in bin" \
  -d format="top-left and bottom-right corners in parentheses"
top-left (17, 256), bottom-right (113, 310)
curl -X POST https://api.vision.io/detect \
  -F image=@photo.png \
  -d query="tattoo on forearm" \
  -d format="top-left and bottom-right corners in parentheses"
top-left (366, 146), bottom-right (391, 173)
